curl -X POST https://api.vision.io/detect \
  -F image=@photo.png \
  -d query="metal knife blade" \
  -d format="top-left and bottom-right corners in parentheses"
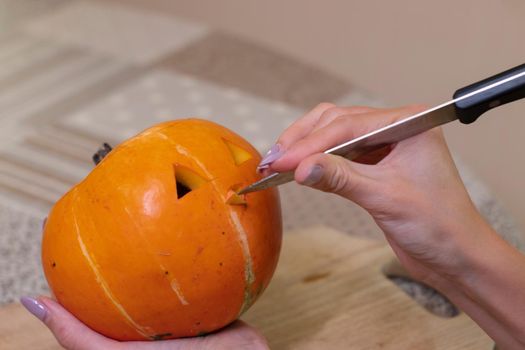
top-left (238, 64), bottom-right (525, 195)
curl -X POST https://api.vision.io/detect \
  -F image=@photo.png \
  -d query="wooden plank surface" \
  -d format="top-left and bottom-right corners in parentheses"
top-left (244, 227), bottom-right (492, 349)
top-left (0, 226), bottom-right (493, 349)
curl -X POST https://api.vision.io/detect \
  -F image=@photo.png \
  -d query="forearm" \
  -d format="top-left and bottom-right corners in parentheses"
top-left (437, 221), bottom-right (525, 349)
top-left (462, 229), bottom-right (525, 344)
top-left (435, 270), bottom-right (524, 349)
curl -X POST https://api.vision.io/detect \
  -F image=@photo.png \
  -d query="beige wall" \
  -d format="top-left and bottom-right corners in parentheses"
top-left (112, 0), bottom-right (525, 230)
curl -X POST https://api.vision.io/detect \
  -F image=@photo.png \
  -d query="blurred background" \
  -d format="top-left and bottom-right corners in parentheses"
top-left (0, 0), bottom-right (524, 306)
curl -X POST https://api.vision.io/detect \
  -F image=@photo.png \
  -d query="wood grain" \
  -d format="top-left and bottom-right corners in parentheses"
top-left (0, 226), bottom-right (493, 349)
top-left (244, 227), bottom-right (492, 349)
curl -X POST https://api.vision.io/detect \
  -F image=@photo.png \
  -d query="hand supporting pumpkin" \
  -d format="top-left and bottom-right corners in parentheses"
top-left (21, 296), bottom-right (268, 350)
top-left (262, 103), bottom-right (525, 349)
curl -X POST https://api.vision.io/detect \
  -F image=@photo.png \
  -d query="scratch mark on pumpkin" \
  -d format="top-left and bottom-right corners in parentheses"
top-left (154, 132), bottom-right (170, 141)
top-left (72, 209), bottom-right (151, 338)
top-left (170, 279), bottom-right (189, 305)
top-left (229, 210), bottom-right (255, 316)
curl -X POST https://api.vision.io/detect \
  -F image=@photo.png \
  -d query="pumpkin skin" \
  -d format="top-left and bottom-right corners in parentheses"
top-left (41, 119), bottom-right (282, 341)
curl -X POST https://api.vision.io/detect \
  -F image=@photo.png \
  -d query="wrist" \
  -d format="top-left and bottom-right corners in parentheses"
top-left (422, 205), bottom-right (496, 283)
top-left (447, 218), bottom-right (504, 287)
top-left (415, 213), bottom-right (494, 287)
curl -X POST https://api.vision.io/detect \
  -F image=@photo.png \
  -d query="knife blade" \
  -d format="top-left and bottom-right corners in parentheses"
top-left (238, 63), bottom-right (525, 195)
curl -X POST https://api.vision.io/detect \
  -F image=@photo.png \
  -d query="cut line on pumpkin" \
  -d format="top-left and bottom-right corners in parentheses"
top-left (72, 201), bottom-right (151, 338)
top-left (229, 210), bottom-right (255, 316)
top-left (223, 138), bottom-right (252, 165)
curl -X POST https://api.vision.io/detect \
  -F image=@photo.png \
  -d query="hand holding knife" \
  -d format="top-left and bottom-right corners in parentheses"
top-left (238, 63), bottom-right (525, 195)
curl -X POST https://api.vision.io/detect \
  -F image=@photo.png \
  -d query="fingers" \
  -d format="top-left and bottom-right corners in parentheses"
top-left (309, 105), bottom-right (376, 134)
top-left (274, 104), bottom-right (377, 153)
top-left (201, 320), bottom-right (269, 350)
top-left (272, 105), bottom-right (425, 172)
top-left (378, 127), bottom-right (451, 170)
top-left (258, 103), bottom-right (374, 172)
top-left (120, 321), bottom-right (268, 350)
top-left (295, 153), bottom-right (376, 203)
top-left (257, 103), bottom-right (335, 171)
top-left (276, 102), bottom-right (335, 150)
top-left (21, 296), bottom-right (115, 350)
top-left (21, 296), bottom-right (269, 350)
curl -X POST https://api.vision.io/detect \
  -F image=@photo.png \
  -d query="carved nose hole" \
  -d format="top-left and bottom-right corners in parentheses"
top-left (225, 184), bottom-right (247, 205)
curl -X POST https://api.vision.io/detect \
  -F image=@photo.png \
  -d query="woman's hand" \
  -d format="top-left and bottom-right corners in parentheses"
top-left (21, 296), bottom-right (268, 350)
top-left (263, 103), bottom-right (487, 284)
top-left (261, 103), bottom-right (525, 349)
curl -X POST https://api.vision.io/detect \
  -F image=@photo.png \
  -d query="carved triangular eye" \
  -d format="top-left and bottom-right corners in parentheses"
top-left (223, 138), bottom-right (252, 165)
top-left (173, 165), bottom-right (207, 199)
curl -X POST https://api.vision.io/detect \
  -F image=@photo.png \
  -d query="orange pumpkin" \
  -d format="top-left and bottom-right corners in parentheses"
top-left (42, 119), bottom-right (282, 341)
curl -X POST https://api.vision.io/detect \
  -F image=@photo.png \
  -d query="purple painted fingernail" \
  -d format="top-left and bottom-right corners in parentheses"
top-left (257, 144), bottom-right (284, 169)
top-left (303, 165), bottom-right (324, 186)
top-left (20, 296), bottom-right (47, 321)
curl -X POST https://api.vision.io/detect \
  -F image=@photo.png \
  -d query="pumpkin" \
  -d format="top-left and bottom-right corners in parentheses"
top-left (41, 119), bottom-right (282, 341)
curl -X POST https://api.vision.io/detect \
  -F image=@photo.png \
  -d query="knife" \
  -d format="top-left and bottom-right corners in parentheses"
top-left (238, 63), bottom-right (525, 195)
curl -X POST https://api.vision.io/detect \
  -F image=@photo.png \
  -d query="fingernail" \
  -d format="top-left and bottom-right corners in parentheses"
top-left (257, 144), bottom-right (283, 169)
top-left (20, 296), bottom-right (47, 321)
top-left (256, 164), bottom-right (269, 174)
top-left (303, 165), bottom-right (324, 186)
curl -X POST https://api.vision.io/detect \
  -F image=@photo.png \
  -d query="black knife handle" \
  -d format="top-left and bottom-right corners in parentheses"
top-left (453, 63), bottom-right (525, 124)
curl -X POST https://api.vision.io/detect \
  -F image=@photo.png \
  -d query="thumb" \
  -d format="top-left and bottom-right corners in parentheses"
top-left (21, 296), bottom-right (114, 350)
top-left (295, 153), bottom-right (375, 203)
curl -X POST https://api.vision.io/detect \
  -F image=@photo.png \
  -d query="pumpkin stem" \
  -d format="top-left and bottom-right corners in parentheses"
top-left (92, 143), bottom-right (113, 165)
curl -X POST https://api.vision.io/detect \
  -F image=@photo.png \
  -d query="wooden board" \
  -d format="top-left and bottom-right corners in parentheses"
top-left (0, 226), bottom-right (493, 349)
top-left (244, 227), bottom-right (493, 349)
